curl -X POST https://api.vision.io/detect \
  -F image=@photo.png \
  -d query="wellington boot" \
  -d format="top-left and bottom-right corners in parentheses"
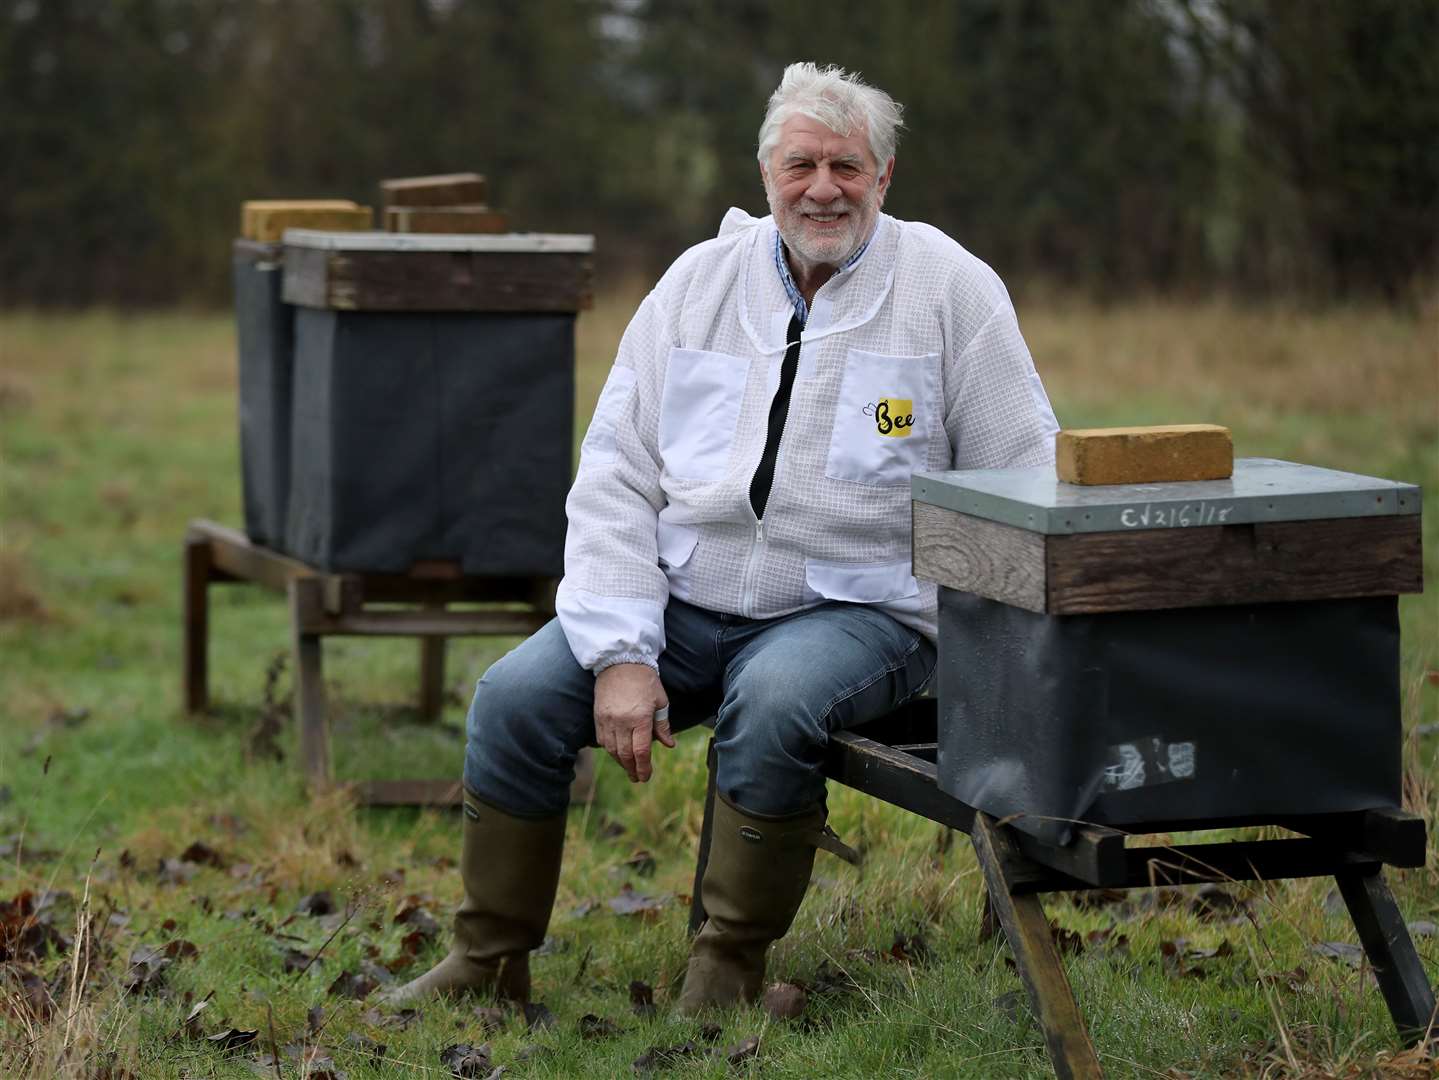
top-left (381, 793), bottom-right (565, 1007)
top-left (678, 795), bottom-right (854, 1013)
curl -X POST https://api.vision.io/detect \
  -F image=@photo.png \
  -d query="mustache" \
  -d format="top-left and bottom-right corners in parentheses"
top-left (797, 199), bottom-right (850, 214)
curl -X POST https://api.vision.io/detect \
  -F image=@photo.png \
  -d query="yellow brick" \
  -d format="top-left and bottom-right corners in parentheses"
top-left (1055, 425), bottom-right (1233, 485)
top-left (241, 201), bottom-right (373, 242)
top-left (383, 205), bottom-right (509, 234)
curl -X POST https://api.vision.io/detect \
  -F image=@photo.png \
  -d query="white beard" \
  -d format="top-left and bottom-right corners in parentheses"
top-left (767, 185), bottom-right (879, 271)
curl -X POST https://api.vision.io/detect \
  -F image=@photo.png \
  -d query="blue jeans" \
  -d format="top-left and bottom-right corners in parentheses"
top-left (463, 597), bottom-right (936, 818)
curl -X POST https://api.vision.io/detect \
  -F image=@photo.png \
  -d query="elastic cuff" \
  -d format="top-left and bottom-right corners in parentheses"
top-left (593, 653), bottom-right (659, 675)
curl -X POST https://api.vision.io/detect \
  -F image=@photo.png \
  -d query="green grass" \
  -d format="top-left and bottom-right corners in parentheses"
top-left (1, 296), bottom-right (1437, 1078)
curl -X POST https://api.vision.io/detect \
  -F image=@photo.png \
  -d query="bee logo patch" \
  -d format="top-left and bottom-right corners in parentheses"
top-left (863, 398), bottom-right (915, 437)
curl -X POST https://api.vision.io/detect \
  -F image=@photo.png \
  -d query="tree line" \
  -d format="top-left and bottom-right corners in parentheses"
top-left (1, 0), bottom-right (1434, 307)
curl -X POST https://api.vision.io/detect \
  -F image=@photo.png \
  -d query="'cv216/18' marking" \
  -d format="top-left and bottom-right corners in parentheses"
top-left (1119, 501), bottom-right (1235, 528)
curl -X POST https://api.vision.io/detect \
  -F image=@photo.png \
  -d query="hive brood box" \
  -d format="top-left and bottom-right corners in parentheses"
top-left (911, 459), bottom-right (1423, 844)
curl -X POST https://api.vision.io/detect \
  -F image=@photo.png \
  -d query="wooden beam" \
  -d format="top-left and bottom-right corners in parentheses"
top-left (182, 531), bottom-right (213, 715)
top-left (1337, 869), bottom-right (1438, 1043)
top-left (282, 247), bottom-right (594, 313)
top-left (288, 608), bottom-right (550, 638)
top-left (1015, 825), bottom-right (1128, 888)
top-left (971, 814), bottom-right (1104, 1080)
top-left (290, 577), bottom-right (331, 792)
top-left (380, 172), bottom-right (488, 207)
top-left (912, 502), bottom-right (1047, 613)
top-left (1046, 514), bottom-right (1423, 614)
top-left (912, 503), bottom-right (1422, 613)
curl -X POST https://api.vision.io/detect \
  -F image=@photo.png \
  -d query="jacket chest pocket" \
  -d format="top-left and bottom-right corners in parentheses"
top-left (825, 348), bottom-right (940, 487)
top-left (658, 347), bottom-right (750, 482)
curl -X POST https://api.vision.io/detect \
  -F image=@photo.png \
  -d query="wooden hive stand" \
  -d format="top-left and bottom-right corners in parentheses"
top-left (181, 519), bottom-right (583, 806)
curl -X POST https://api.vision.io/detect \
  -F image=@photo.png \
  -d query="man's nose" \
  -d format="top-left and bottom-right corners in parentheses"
top-left (805, 167), bottom-right (842, 204)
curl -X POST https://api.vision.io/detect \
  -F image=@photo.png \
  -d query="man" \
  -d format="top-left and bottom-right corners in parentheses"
top-left (387, 62), bottom-right (1058, 1011)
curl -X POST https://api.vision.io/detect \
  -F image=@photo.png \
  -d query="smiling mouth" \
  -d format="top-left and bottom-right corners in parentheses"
top-left (805, 212), bottom-right (845, 223)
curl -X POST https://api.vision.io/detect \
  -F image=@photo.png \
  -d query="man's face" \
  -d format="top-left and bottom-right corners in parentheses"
top-left (763, 113), bottom-right (894, 271)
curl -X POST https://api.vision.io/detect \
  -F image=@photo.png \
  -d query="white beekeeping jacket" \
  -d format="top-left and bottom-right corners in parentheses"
top-left (557, 209), bottom-right (1058, 674)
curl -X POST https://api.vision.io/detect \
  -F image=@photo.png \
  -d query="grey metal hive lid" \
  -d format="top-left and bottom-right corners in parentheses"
top-left (912, 457), bottom-right (1422, 535)
top-left (281, 229), bottom-right (594, 253)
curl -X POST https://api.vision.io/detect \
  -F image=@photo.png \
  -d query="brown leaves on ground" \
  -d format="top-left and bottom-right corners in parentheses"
top-left (607, 883), bottom-right (671, 918)
top-left (762, 982), bottom-right (807, 1020)
top-left (439, 1041), bottom-right (497, 1078)
top-left (629, 978), bottom-right (658, 1018)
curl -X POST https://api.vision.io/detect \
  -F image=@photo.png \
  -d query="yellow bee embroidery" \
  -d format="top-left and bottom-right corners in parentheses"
top-left (862, 398), bottom-right (915, 437)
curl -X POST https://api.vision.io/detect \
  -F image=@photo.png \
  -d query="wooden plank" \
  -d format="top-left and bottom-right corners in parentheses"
top-left (911, 502), bottom-right (1047, 612)
top-left (357, 574), bottom-right (556, 605)
top-left (971, 814), bottom-right (1105, 1080)
top-left (190, 518), bottom-right (316, 594)
top-left (385, 205), bottom-right (509, 234)
top-left (1015, 825), bottom-right (1128, 888)
top-left (1122, 838), bottom-right (1377, 887)
top-left (1056, 425), bottom-right (1232, 485)
top-left (1046, 514), bottom-right (1423, 614)
top-left (182, 532), bottom-right (212, 715)
top-left (293, 609), bottom-right (550, 638)
top-left (825, 731), bottom-right (977, 836)
top-left (289, 578), bottom-right (331, 792)
top-left (380, 172), bottom-right (488, 207)
top-left (282, 248), bottom-right (594, 312)
top-left (1362, 808), bottom-right (1428, 869)
top-left (1336, 869), bottom-right (1438, 1042)
top-left (418, 608), bottom-right (446, 722)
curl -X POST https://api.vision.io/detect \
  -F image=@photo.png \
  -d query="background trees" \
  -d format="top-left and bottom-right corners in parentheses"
top-left (0, 0), bottom-right (1433, 306)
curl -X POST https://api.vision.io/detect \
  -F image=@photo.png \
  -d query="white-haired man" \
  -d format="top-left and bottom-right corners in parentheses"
top-left (388, 62), bottom-right (1058, 1011)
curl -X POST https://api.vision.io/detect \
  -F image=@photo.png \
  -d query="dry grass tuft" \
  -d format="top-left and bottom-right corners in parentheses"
top-left (0, 549), bottom-right (49, 623)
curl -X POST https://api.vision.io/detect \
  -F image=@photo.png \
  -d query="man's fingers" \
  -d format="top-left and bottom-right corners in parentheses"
top-left (632, 724), bottom-right (654, 783)
top-left (653, 705), bottom-right (676, 749)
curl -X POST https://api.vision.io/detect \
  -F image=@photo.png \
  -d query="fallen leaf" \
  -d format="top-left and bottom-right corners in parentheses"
top-left (179, 842), bottom-right (227, 869)
top-left (887, 930), bottom-right (934, 964)
top-left (307, 1004), bottom-right (326, 1036)
top-left (123, 944), bottom-right (172, 994)
top-left (1190, 884), bottom-right (1249, 923)
top-left (578, 1013), bottom-right (622, 1039)
top-left (164, 939), bottom-right (200, 961)
top-left (608, 884), bottom-right (670, 917)
top-left (203, 1027), bottom-right (258, 1053)
top-left (327, 970), bottom-right (380, 1000)
top-left (439, 1041), bottom-right (493, 1078)
top-left (343, 1031), bottom-right (386, 1061)
top-left (523, 1001), bottom-right (557, 1031)
top-left (623, 849), bottom-right (657, 877)
top-left (473, 1005), bottom-right (508, 1034)
top-left (629, 979), bottom-right (657, 1018)
top-left (724, 1035), bottom-right (760, 1064)
top-left (570, 899), bottom-right (597, 919)
top-left (157, 859), bottom-right (198, 886)
top-left (360, 1006), bottom-right (421, 1030)
top-left (1407, 920), bottom-right (1437, 938)
top-left (633, 1040), bottom-right (702, 1073)
top-left (762, 982), bottom-right (806, 1020)
top-left (1310, 941), bottom-right (1365, 968)
top-left (697, 1022), bottom-right (722, 1043)
top-left (297, 891), bottom-right (337, 917)
top-left (281, 948), bottom-right (313, 974)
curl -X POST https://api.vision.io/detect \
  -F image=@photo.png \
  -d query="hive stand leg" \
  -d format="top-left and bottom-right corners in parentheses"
top-left (971, 813), bottom-right (1104, 1080)
top-left (688, 738), bottom-right (719, 936)
top-left (418, 616), bottom-right (445, 722)
top-left (1336, 868), bottom-right (1437, 1043)
top-left (288, 577), bottom-right (331, 793)
top-left (182, 531), bottom-right (213, 715)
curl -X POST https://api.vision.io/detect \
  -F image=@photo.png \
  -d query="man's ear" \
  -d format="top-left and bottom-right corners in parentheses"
top-left (876, 157), bottom-right (896, 204)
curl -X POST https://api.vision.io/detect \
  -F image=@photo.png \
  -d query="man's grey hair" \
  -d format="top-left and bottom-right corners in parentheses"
top-left (757, 62), bottom-right (904, 169)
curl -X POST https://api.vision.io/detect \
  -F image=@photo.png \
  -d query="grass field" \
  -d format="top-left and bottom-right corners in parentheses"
top-left (1, 292), bottom-right (1436, 1078)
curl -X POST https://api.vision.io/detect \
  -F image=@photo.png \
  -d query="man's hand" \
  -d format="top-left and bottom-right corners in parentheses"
top-left (594, 663), bottom-right (673, 783)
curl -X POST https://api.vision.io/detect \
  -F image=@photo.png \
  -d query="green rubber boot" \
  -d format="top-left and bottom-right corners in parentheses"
top-left (678, 795), bottom-right (855, 1013)
top-left (381, 793), bottom-right (565, 1006)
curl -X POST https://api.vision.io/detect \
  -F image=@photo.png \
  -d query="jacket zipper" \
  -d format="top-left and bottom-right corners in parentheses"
top-left (741, 312), bottom-right (804, 614)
